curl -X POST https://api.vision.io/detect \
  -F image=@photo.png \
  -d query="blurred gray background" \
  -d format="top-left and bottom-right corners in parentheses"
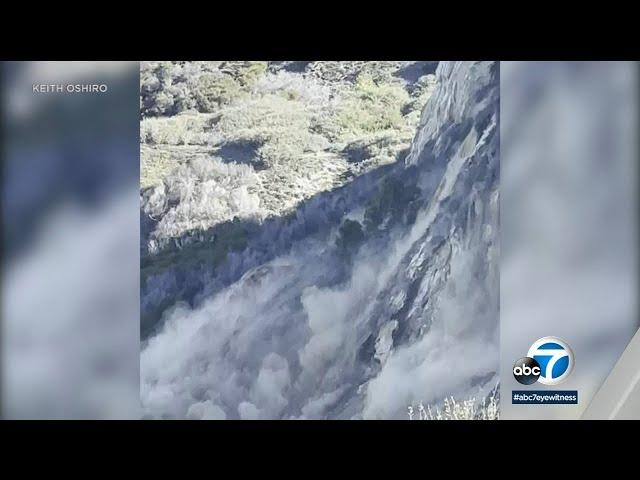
top-left (501, 61), bottom-right (639, 419)
top-left (1, 62), bottom-right (140, 419)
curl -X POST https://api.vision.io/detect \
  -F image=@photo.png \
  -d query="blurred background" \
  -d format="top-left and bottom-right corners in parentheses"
top-left (1, 62), bottom-right (140, 418)
top-left (1, 61), bottom-right (637, 419)
top-left (501, 61), bottom-right (639, 419)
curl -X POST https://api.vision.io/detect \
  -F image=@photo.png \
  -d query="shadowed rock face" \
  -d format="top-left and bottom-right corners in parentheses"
top-left (140, 61), bottom-right (499, 420)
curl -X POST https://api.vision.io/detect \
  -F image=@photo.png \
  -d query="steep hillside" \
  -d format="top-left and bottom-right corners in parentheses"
top-left (140, 61), bottom-right (499, 419)
top-left (140, 61), bottom-right (437, 336)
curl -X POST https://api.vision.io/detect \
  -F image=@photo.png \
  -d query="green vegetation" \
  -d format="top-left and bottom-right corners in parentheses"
top-left (216, 95), bottom-right (311, 166)
top-left (190, 62), bottom-right (268, 113)
top-left (336, 74), bottom-right (409, 137)
top-left (140, 61), bottom-right (435, 256)
top-left (233, 61), bottom-right (268, 87)
top-left (140, 61), bottom-right (269, 118)
top-left (193, 73), bottom-right (244, 112)
top-left (141, 114), bottom-right (213, 146)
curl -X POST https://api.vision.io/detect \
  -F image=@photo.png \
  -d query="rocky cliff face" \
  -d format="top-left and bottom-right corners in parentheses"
top-left (140, 61), bottom-right (499, 419)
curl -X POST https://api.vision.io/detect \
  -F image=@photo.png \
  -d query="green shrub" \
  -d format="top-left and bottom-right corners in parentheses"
top-left (140, 61), bottom-right (269, 118)
top-left (141, 114), bottom-right (211, 145)
top-left (336, 74), bottom-right (409, 137)
top-left (215, 95), bottom-right (311, 166)
top-left (193, 73), bottom-right (244, 113)
top-left (236, 61), bottom-right (268, 87)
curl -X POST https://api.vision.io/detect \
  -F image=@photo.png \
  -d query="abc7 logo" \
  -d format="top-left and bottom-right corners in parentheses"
top-left (513, 336), bottom-right (574, 385)
top-left (513, 357), bottom-right (542, 385)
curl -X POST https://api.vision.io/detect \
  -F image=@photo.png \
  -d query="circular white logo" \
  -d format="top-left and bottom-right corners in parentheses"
top-left (527, 336), bottom-right (574, 385)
